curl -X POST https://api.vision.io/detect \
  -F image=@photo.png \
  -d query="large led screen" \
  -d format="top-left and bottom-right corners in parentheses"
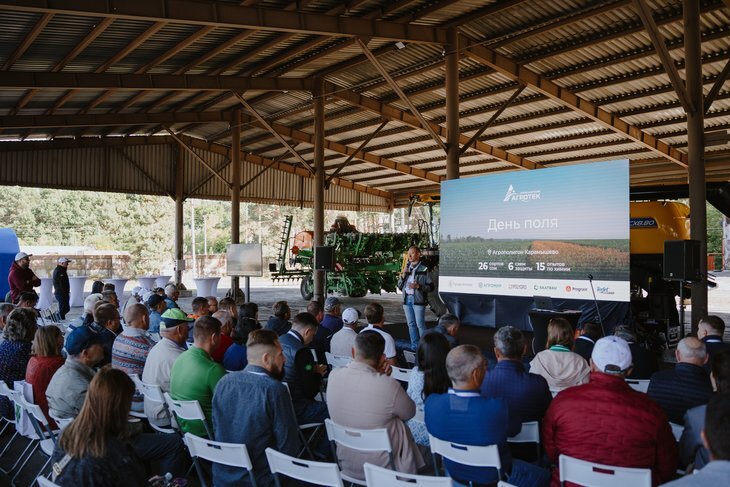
top-left (439, 160), bottom-right (630, 302)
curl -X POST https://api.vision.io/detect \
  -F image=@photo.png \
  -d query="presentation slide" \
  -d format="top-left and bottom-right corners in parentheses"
top-left (439, 160), bottom-right (630, 302)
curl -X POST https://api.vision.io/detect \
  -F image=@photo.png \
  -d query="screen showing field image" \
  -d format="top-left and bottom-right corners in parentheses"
top-left (439, 160), bottom-right (630, 301)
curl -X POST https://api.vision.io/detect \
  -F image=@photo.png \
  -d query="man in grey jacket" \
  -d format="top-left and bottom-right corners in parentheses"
top-left (397, 246), bottom-right (434, 351)
top-left (46, 326), bottom-right (104, 419)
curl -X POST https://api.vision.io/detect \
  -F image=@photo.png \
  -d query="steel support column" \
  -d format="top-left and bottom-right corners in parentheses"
top-left (174, 146), bottom-right (185, 288)
top-left (685, 0), bottom-right (707, 333)
top-left (231, 110), bottom-right (241, 299)
top-left (445, 27), bottom-right (460, 180)
top-left (313, 79), bottom-right (326, 304)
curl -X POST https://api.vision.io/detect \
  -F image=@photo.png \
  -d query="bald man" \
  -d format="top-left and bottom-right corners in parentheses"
top-left (112, 303), bottom-right (155, 377)
top-left (648, 337), bottom-right (714, 424)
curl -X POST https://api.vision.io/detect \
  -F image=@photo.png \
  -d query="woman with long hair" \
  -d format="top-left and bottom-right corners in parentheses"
top-left (51, 366), bottom-right (148, 486)
top-left (25, 325), bottom-right (64, 428)
top-left (529, 317), bottom-right (590, 392)
top-left (406, 331), bottom-right (451, 446)
top-left (0, 308), bottom-right (37, 418)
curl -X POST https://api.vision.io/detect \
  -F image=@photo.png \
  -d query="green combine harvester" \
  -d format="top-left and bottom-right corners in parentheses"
top-left (269, 215), bottom-right (429, 300)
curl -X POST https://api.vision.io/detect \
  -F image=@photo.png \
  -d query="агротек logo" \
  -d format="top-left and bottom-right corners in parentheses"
top-left (503, 184), bottom-right (541, 202)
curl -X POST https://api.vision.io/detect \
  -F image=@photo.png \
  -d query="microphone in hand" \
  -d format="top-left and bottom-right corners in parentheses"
top-left (587, 274), bottom-right (593, 281)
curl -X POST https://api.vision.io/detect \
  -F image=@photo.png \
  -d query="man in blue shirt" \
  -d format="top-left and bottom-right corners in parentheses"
top-left (212, 329), bottom-right (300, 487)
top-left (146, 293), bottom-right (167, 334)
top-left (427, 345), bottom-right (548, 487)
top-left (481, 326), bottom-right (552, 423)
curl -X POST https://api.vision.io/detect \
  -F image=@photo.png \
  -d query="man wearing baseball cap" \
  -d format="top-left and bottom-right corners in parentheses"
top-left (7, 252), bottom-right (40, 304)
top-left (52, 257), bottom-right (72, 319)
top-left (321, 296), bottom-right (343, 334)
top-left (542, 336), bottom-right (677, 485)
top-left (146, 293), bottom-right (168, 334)
top-left (330, 307), bottom-right (361, 356)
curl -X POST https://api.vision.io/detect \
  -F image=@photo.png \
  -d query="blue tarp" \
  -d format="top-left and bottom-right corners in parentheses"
top-left (0, 229), bottom-right (20, 301)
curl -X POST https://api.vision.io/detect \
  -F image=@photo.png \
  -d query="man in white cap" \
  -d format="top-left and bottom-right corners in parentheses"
top-left (52, 257), bottom-right (72, 319)
top-left (329, 307), bottom-right (361, 356)
top-left (542, 336), bottom-right (677, 486)
top-left (8, 252), bottom-right (40, 304)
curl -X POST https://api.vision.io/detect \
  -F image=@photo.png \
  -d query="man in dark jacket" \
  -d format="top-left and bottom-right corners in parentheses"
top-left (573, 322), bottom-right (602, 363)
top-left (265, 300), bottom-right (292, 336)
top-left (52, 257), bottom-right (71, 319)
top-left (8, 252), bottom-right (40, 304)
top-left (543, 336), bottom-right (677, 486)
top-left (698, 315), bottom-right (730, 372)
top-left (648, 337), bottom-right (713, 424)
top-left (397, 246), bottom-right (434, 351)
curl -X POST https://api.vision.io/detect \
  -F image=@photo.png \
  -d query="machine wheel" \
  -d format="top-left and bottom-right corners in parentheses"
top-left (348, 288), bottom-right (368, 298)
top-left (300, 276), bottom-right (314, 300)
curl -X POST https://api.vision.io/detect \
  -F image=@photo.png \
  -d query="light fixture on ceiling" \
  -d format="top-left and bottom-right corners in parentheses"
top-left (395, 41), bottom-right (405, 50)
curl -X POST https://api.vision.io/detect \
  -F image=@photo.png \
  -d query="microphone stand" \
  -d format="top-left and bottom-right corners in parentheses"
top-left (588, 274), bottom-right (606, 336)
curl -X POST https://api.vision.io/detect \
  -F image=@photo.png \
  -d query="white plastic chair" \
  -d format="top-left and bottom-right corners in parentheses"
top-left (48, 413), bottom-right (73, 430)
top-left (429, 434), bottom-right (502, 480)
top-left (281, 382), bottom-right (325, 459)
top-left (324, 352), bottom-right (352, 369)
top-left (324, 419), bottom-right (393, 486)
top-left (390, 367), bottom-right (412, 383)
top-left (364, 462), bottom-right (452, 486)
top-left (403, 350), bottom-right (416, 366)
top-left (130, 375), bottom-right (175, 434)
top-left (669, 422), bottom-right (683, 442)
top-left (625, 379), bottom-right (650, 393)
top-left (12, 395), bottom-right (58, 486)
top-left (183, 432), bottom-right (257, 487)
top-left (558, 454), bottom-right (651, 487)
top-left (163, 392), bottom-right (213, 439)
top-left (126, 374), bottom-right (147, 420)
top-left (0, 383), bottom-right (22, 473)
top-left (36, 476), bottom-right (61, 487)
top-left (497, 482), bottom-right (517, 487)
top-left (507, 421), bottom-right (541, 458)
top-left (266, 447), bottom-right (343, 487)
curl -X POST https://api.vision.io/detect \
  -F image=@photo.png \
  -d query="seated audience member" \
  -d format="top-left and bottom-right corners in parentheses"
top-left (425, 313), bottom-right (460, 348)
top-left (648, 337), bottom-right (713, 424)
top-left (329, 307), bottom-right (361, 357)
top-left (112, 303), bottom-right (154, 412)
top-left (25, 325), bottom-right (64, 428)
top-left (188, 296), bottom-right (210, 320)
top-left (573, 321), bottom-right (603, 362)
top-left (236, 302), bottom-right (261, 343)
top-left (90, 280), bottom-right (104, 295)
top-left (614, 325), bottom-right (660, 379)
top-left (361, 302), bottom-right (397, 365)
top-left (543, 336), bottom-right (677, 486)
top-left (142, 309), bottom-right (192, 427)
top-left (426, 345), bottom-right (541, 487)
top-left (664, 393), bottom-right (730, 486)
top-left (218, 298), bottom-right (237, 327)
top-left (69, 293), bottom-right (102, 331)
top-left (51, 367), bottom-right (186, 486)
top-left (47, 326), bottom-right (105, 419)
top-left (327, 331), bottom-right (423, 480)
top-left (122, 287), bottom-right (143, 319)
top-left (146, 293), bottom-right (167, 334)
top-left (280, 312), bottom-right (329, 425)
top-left (222, 316), bottom-right (249, 372)
top-left (529, 318), bottom-right (589, 392)
top-left (210, 310), bottom-right (234, 363)
top-left (679, 349), bottom-right (730, 470)
top-left (207, 296), bottom-right (218, 314)
top-left (698, 315), bottom-right (730, 372)
top-left (169, 315), bottom-right (226, 437)
top-left (17, 291), bottom-right (39, 310)
top-left (51, 367), bottom-right (149, 486)
top-left (164, 284), bottom-right (180, 310)
top-left (0, 302), bottom-right (15, 344)
top-left (481, 326), bottom-right (552, 423)
top-left (101, 290), bottom-right (119, 309)
top-left (265, 300), bottom-right (292, 336)
top-left (0, 308), bottom-right (37, 418)
top-left (321, 296), bottom-right (343, 334)
top-left (406, 332), bottom-right (451, 446)
top-left (102, 283), bottom-right (115, 293)
top-left (91, 303), bottom-right (122, 366)
top-left (212, 329), bottom-right (300, 487)
top-left (307, 299), bottom-right (329, 363)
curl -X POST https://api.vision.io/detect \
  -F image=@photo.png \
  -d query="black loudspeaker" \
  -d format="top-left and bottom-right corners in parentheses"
top-left (314, 246), bottom-right (335, 271)
top-left (663, 240), bottom-right (701, 282)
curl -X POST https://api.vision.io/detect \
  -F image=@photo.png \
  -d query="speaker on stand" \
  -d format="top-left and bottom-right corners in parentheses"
top-left (314, 246), bottom-right (334, 298)
top-left (663, 240), bottom-right (701, 339)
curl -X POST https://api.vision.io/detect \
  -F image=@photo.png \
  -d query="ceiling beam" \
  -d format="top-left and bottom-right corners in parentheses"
top-left (462, 37), bottom-right (688, 168)
top-left (166, 128), bottom-right (232, 189)
top-left (326, 120), bottom-right (388, 186)
top-left (1, 12), bottom-right (53, 70)
top-left (326, 82), bottom-right (543, 170)
top-left (441, 0), bottom-right (530, 29)
top-left (0, 71), bottom-right (312, 92)
top-left (0, 0), bottom-right (447, 44)
top-left (110, 146), bottom-right (175, 199)
top-left (0, 111), bottom-right (230, 128)
top-left (459, 84), bottom-right (526, 156)
top-left (705, 57), bottom-right (730, 114)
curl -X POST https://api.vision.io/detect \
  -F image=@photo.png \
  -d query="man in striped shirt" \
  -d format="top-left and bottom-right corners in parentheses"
top-left (112, 303), bottom-right (155, 411)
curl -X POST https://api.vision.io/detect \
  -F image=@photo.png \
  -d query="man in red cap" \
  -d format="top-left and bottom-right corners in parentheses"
top-left (8, 252), bottom-right (40, 304)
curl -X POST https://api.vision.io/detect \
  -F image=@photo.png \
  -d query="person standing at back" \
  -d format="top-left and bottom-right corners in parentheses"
top-left (52, 257), bottom-right (72, 320)
top-left (8, 252), bottom-right (40, 304)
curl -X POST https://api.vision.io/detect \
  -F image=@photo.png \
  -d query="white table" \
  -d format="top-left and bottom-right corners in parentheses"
top-left (104, 278), bottom-right (128, 299)
top-left (38, 278), bottom-right (54, 309)
top-left (155, 275), bottom-right (172, 288)
top-left (194, 277), bottom-right (220, 298)
top-left (137, 276), bottom-right (158, 290)
top-left (69, 276), bottom-right (87, 307)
